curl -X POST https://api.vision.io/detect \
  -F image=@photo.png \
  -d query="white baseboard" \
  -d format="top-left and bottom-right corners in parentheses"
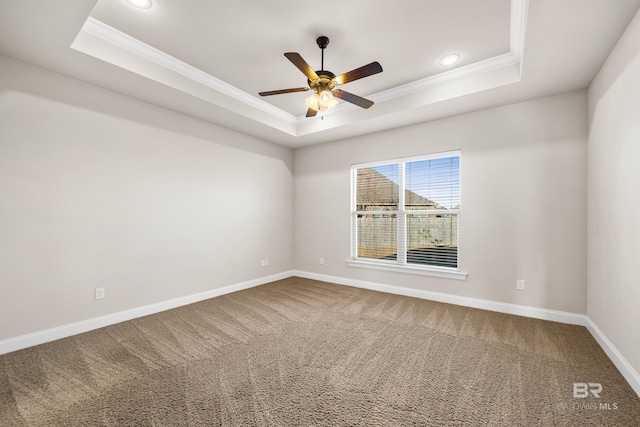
top-left (293, 270), bottom-right (640, 398)
top-left (293, 270), bottom-right (588, 325)
top-left (585, 317), bottom-right (640, 397)
top-left (3, 269), bottom-right (638, 398)
top-left (0, 270), bottom-right (294, 355)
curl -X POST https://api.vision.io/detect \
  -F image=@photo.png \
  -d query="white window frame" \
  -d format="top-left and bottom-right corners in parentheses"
top-left (347, 150), bottom-right (467, 280)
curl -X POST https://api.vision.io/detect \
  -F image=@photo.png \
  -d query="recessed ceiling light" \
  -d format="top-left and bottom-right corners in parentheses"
top-left (439, 54), bottom-right (461, 67)
top-left (126, 0), bottom-right (152, 9)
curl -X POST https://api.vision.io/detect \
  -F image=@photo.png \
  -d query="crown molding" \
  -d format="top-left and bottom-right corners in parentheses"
top-left (314, 0), bottom-right (527, 120)
top-left (510, 0), bottom-right (529, 62)
top-left (75, 0), bottom-right (528, 136)
top-left (80, 17), bottom-right (298, 125)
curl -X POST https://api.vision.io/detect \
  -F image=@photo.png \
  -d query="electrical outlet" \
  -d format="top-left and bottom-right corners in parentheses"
top-left (516, 280), bottom-right (525, 290)
top-left (264, 259), bottom-right (269, 266)
top-left (320, 257), bottom-right (325, 265)
top-left (95, 287), bottom-right (105, 300)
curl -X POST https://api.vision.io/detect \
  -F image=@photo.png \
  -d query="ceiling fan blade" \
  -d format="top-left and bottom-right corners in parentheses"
top-left (284, 52), bottom-right (319, 81)
top-left (306, 108), bottom-right (318, 118)
top-left (335, 61), bottom-right (383, 85)
top-left (333, 89), bottom-right (374, 109)
top-left (259, 87), bottom-right (309, 96)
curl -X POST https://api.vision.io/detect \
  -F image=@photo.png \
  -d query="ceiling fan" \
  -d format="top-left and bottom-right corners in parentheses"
top-left (259, 36), bottom-right (383, 117)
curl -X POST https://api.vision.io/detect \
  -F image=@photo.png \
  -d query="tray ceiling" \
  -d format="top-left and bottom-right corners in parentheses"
top-left (1, 0), bottom-right (639, 147)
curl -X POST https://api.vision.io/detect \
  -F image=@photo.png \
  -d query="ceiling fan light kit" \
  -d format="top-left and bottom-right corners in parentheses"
top-left (259, 36), bottom-right (383, 117)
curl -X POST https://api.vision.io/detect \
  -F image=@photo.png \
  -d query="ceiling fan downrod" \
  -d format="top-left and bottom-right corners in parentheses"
top-left (316, 36), bottom-right (329, 71)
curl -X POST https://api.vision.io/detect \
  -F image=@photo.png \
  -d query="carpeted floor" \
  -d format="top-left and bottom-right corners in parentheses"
top-left (1, 277), bottom-right (639, 426)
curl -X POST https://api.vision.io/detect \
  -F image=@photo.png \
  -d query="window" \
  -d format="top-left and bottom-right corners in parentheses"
top-left (349, 151), bottom-right (465, 279)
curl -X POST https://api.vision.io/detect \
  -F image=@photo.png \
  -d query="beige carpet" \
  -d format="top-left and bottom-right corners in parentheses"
top-left (1, 277), bottom-right (639, 426)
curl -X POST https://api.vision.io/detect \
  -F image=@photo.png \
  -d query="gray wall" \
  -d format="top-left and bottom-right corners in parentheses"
top-left (588, 9), bottom-right (640, 381)
top-left (294, 90), bottom-right (588, 314)
top-left (0, 55), bottom-right (294, 340)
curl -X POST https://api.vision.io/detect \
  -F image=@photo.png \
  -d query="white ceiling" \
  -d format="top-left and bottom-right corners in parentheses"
top-left (1, 0), bottom-right (639, 148)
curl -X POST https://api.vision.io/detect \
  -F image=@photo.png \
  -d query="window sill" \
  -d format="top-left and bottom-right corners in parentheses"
top-left (346, 258), bottom-right (468, 281)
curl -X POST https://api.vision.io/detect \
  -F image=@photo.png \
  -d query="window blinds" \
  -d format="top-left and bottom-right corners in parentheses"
top-left (352, 151), bottom-right (460, 269)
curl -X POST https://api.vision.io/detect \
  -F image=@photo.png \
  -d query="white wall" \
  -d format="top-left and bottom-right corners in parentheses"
top-left (294, 91), bottom-right (588, 314)
top-left (0, 55), bottom-right (293, 341)
top-left (588, 9), bottom-right (640, 379)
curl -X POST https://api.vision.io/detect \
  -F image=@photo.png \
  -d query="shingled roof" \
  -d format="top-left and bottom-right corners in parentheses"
top-left (356, 167), bottom-right (441, 211)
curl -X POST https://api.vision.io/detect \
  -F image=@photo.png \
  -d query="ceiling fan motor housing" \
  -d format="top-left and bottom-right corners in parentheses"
top-left (308, 70), bottom-right (337, 92)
